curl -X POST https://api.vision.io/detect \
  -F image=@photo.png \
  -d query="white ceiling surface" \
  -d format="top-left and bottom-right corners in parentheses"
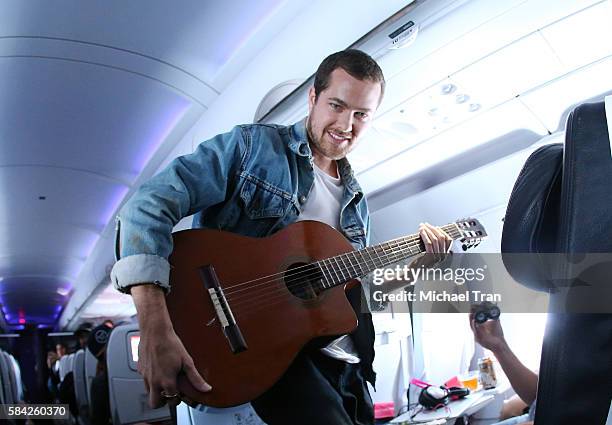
top-left (57, 0), bottom-right (411, 328)
top-left (50, 0), bottom-right (611, 327)
top-left (365, 0), bottom-right (611, 246)
top-left (0, 0), bottom-right (320, 327)
top-left (351, 0), bottom-right (612, 193)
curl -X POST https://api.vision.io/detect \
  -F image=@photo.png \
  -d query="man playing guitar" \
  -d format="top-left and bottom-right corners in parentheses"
top-left (111, 49), bottom-right (452, 425)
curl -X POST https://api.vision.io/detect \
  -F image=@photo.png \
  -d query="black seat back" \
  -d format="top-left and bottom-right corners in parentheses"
top-left (502, 101), bottom-right (612, 424)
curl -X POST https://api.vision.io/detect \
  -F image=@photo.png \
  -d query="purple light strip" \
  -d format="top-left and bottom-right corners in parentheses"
top-left (134, 102), bottom-right (190, 173)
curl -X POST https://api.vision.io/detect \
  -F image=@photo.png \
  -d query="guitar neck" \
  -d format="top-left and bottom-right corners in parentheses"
top-left (316, 223), bottom-right (461, 289)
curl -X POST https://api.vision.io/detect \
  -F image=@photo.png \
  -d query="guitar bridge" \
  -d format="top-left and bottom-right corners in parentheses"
top-left (199, 265), bottom-right (247, 354)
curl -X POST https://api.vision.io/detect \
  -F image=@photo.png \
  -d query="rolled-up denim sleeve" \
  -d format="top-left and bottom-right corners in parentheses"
top-left (111, 125), bottom-right (248, 293)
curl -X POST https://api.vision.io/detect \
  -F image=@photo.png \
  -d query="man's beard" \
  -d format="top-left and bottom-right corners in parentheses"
top-left (306, 115), bottom-right (350, 160)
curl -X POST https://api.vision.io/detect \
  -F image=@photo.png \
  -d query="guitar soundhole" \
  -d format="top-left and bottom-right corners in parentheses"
top-left (284, 262), bottom-right (324, 300)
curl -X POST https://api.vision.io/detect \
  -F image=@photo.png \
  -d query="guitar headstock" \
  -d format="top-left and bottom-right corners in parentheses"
top-left (454, 218), bottom-right (487, 251)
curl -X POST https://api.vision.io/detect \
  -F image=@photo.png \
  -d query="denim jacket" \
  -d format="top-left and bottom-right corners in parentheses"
top-left (111, 120), bottom-right (371, 293)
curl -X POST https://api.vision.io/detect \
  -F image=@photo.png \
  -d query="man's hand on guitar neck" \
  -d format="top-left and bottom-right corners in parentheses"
top-left (375, 223), bottom-right (453, 293)
top-left (418, 222), bottom-right (453, 257)
top-left (131, 284), bottom-right (212, 408)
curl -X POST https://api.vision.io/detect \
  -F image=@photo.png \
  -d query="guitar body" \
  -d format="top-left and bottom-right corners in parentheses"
top-left (165, 221), bottom-right (360, 408)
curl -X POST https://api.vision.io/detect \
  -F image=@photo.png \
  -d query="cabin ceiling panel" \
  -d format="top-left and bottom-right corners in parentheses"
top-left (375, 0), bottom-right (601, 119)
top-left (0, 277), bottom-right (66, 324)
top-left (355, 0), bottom-right (608, 190)
top-left (451, 32), bottom-right (565, 109)
top-left (0, 37), bottom-right (218, 106)
top-left (356, 99), bottom-right (547, 195)
top-left (539, 1), bottom-right (612, 72)
top-left (0, 167), bottom-right (127, 232)
top-left (0, 256), bottom-right (84, 283)
top-left (0, 58), bottom-right (192, 184)
top-left (0, 0), bottom-right (306, 93)
top-left (0, 221), bottom-right (99, 263)
top-left (520, 56), bottom-right (612, 132)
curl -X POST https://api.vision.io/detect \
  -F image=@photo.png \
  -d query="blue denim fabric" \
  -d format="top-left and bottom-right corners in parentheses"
top-left (111, 120), bottom-right (370, 293)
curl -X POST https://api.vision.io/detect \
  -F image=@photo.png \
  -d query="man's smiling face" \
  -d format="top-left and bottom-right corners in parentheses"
top-left (307, 68), bottom-right (381, 161)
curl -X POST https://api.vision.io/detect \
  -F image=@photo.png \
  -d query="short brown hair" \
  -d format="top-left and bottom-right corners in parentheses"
top-left (314, 49), bottom-right (385, 102)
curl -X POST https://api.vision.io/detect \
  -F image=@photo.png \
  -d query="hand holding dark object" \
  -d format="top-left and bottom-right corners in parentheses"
top-left (472, 302), bottom-right (501, 324)
top-left (469, 310), bottom-right (507, 353)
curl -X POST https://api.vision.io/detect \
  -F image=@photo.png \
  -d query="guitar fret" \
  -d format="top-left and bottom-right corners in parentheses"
top-left (334, 257), bottom-right (347, 282)
top-left (364, 247), bottom-right (377, 269)
top-left (342, 254), bottom-right (351, 278)
top-left (323, 258), bottom-right (335, 287)
top-left (313, 219), bottom-right (483, 288)
top-left (391, 239), bottom-right (401, 263)
top-left (351, 251), bottom-right (363, 276)
top-left (332, 258), bottom-right (343, 284)
top-left (374, 245), bottom-right (385, 267)
top-left (381, 242), bottom-right (391, 267)
top-left (339, 254), bottom-right (351, 280)
top-left (319, 261), bottom-right (332, 288)
top-left (347, 253), bottom-right (359, 278)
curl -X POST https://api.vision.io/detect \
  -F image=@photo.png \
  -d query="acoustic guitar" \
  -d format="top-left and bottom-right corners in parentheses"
top-left (165, 219), bottom-right (487, 407)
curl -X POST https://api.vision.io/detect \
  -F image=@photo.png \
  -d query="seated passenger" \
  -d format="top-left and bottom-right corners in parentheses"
top-left (75, 322), bottom-right (93, 350)
top-left (469, 313), bottom-right (537, 425)
top-left (46, 350), bottom-right (60, 400)
top-left (87, 324), bottom-right (113, 425)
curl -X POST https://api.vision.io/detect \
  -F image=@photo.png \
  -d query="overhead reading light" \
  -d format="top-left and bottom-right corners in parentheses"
top-left (357, 98), bottom-right (548, 193)
top-left (350, 78), bottom-right (485, 173)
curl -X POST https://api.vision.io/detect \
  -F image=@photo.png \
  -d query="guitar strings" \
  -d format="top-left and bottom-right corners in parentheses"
top-left (221, 231), bottom-right (426, 292)
top-left (225, 236), bottom-right (425, 303)
top-left (221, 223), bottom-right (458, 297)
top-left (232, 241), bottom-right (430, 319)
top-left (226, 237), bottom-right (444, 315)
top-left (224, 229), bottom-right (460, 311)
top-left (233, 244), bottom-right (421, 316)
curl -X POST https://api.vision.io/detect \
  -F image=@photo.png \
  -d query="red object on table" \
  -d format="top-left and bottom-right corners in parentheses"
top-left (444, 376), bottom-right (462, 388)
top-left (374, 402), bottom-right (395, 419)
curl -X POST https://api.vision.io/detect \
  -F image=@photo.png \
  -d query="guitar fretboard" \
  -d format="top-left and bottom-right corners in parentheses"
top-left (316, 223), bottom-right (461, 288)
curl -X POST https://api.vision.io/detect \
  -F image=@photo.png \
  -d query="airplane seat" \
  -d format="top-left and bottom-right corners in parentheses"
top-left (8, 354), bottom-right (24, 402)
top-left (176, 403), bottom-right (266, 425)
top-left (106, 324), bottom-right (264, 425)
top-left (4, 352), bottom-right (19, 404)
top-left (59, 352), bottom-right (76, 381)
top-left (84, 347), bottom-right (98, 407)
top-left (106, 324), bottom-right (171, 424)
top-left (0, 354), bottom-right (5, 406)
top-left (73, 349), bottom-right (90, 423)
top-left (502, 100), bottom-right (612, 424)
top-left (0, 351), bottom-right (15, 404)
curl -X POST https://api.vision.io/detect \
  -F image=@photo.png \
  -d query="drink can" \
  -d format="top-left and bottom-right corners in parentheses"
top-left (478, 357), bottom-right (497, 389)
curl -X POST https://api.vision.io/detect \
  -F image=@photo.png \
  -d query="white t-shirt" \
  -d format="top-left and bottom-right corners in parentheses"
top-left (295, 163), bottom-right (360, 364)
